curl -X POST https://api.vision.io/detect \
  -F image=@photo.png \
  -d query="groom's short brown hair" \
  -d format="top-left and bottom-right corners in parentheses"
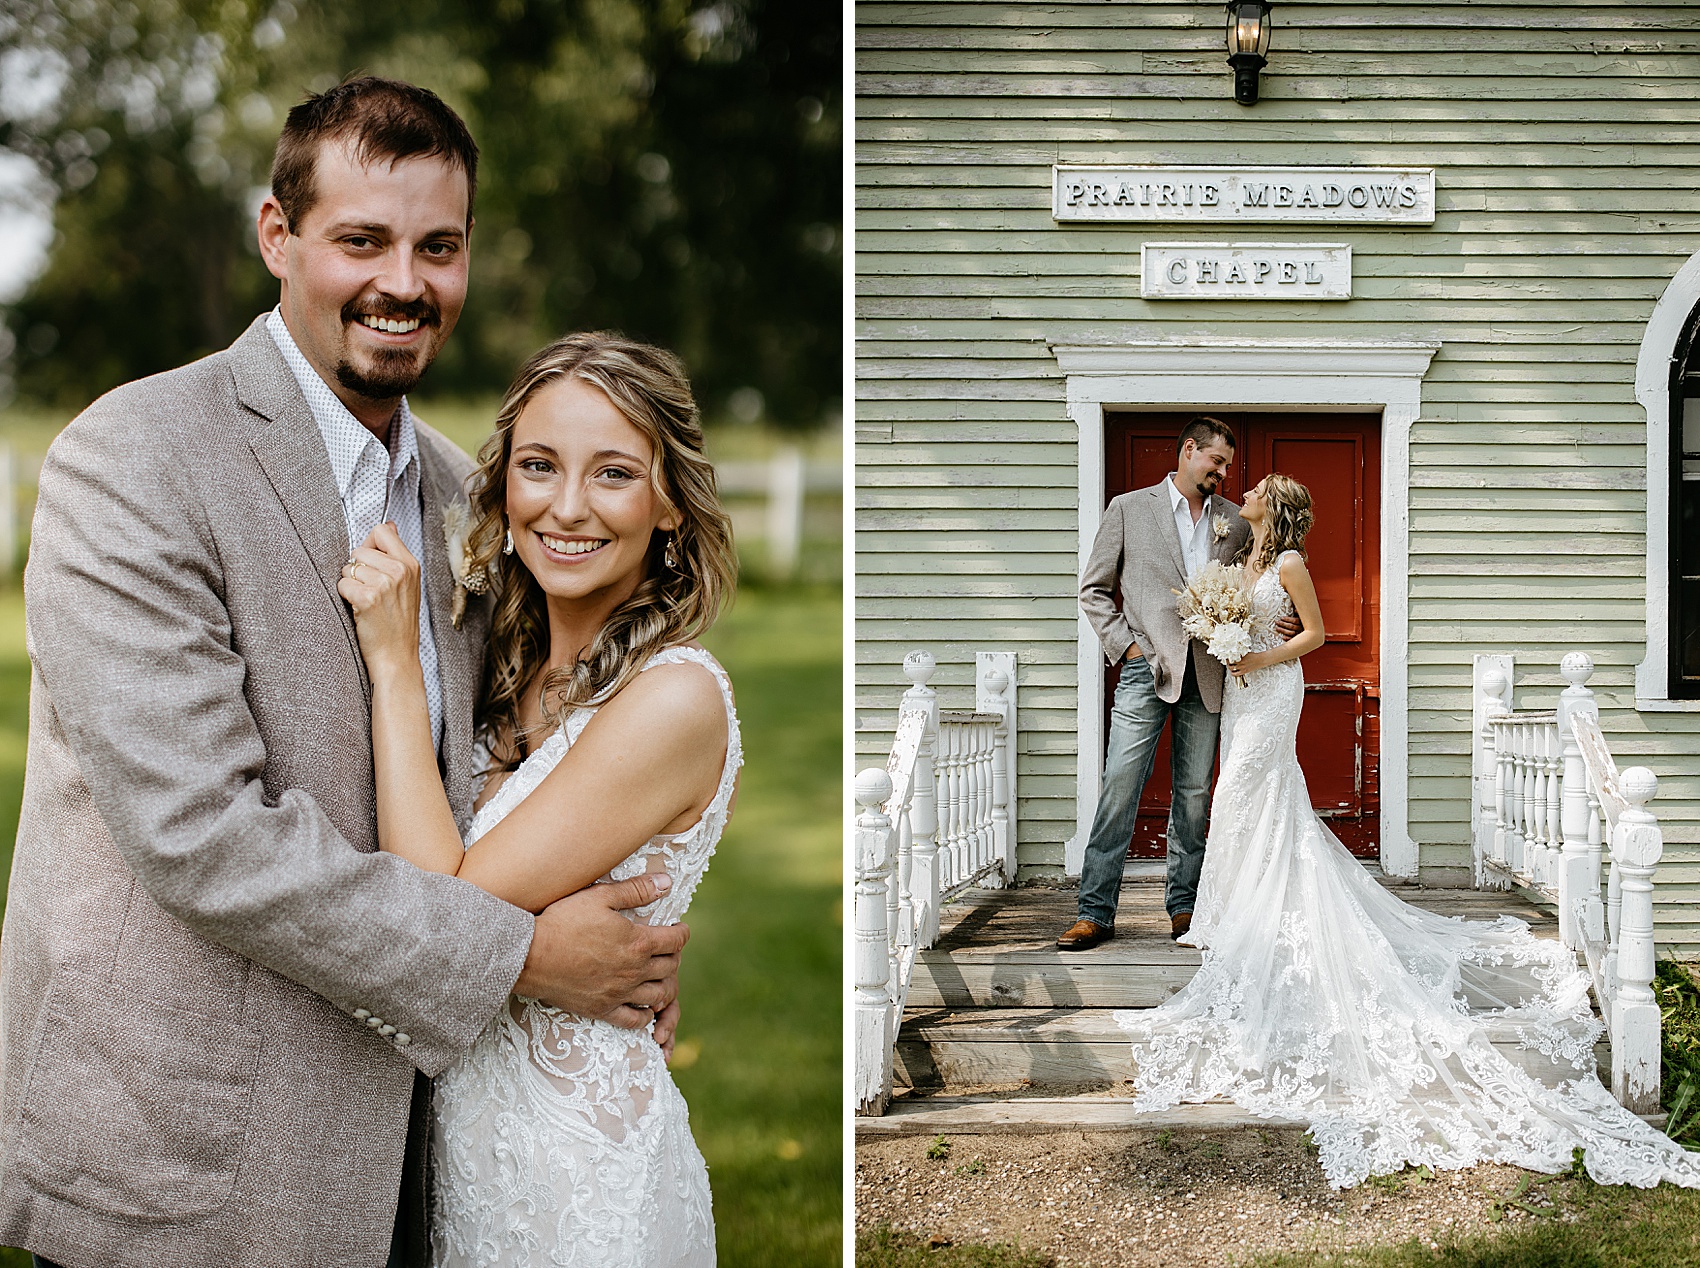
top-left (270, 75), bottom-right (479, 232)
top-left (1177, 415), bottom-right (1236, 455)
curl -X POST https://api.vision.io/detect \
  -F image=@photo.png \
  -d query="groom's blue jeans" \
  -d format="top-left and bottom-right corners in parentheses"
top-left (1077, 654), bottom-right (1219, 926)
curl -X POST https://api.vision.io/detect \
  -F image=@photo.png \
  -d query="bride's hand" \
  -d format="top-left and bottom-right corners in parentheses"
top-left (1228, 651), bottom-right (1266, 677)
top-left (336, 523), bottom-right (422, 680)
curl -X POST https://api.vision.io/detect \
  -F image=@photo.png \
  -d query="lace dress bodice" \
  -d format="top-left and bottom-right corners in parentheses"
top-left (431, 646), bottom-right (740, 1267)
top-left (1118, 555), bottom-right (1700, 1190)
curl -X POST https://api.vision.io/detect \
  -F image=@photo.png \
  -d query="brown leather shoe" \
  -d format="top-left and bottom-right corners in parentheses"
top-left (1170, 912), bottom-right (1193, 941)
top-left (1056, 919), bottom-right (1114, 951)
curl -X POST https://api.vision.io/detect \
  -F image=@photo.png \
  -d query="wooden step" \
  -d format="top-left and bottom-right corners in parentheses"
top-left (895, 1006), bottom-right (1611, 1092)
top-left (857, 1093), bottom-right (1307, 1138)
top-left (858, 1091), bottom-right (1662, 1137)
top-left (908, 941), bottom-right (1200, 1009)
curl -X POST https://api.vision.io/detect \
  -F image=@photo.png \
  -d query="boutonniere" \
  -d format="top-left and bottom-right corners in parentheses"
top-left (442, 499), bottom-right (489, 629)
top-left (1212, 514), bottom-right (1231, 544)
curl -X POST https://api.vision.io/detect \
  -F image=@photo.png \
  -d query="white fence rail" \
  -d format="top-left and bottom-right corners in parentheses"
top-left (854, 649), bottom-right (1017, 1116)
top-left (1471, 653), bottom-right (1663, 1113)
top-left (715, 448), bottom-right (838, 578)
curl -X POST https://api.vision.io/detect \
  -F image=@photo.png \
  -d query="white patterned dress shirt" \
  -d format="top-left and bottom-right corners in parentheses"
top-left (1166, 472), bottom-right (1214, 583)
top-left (267, 308), bottom-right (445, 751)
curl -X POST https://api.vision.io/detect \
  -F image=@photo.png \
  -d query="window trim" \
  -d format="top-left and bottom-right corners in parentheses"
top-left (1635, 251), bottom-right (1700, 710)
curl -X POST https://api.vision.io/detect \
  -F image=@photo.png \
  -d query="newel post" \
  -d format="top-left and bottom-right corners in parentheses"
top-left (854, 769), bottom-right (895, 1116)
top-left (1474, 661), bottom-right (1512, 888)
top-left (1609, 767), bottom-right (1663, 1115)
top-left (900, 651), bottom-right (942, 946)
top-left (1556, 653), bottom-right (1598, 949)
top-left (977, 652), bottom-right (1018, 885)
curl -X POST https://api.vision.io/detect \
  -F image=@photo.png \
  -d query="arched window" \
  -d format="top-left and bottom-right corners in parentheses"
top-left (1673, 301), bottom-right (1700, 697)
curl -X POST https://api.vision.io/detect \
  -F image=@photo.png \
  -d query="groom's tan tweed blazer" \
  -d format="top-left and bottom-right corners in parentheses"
top-left (1080, 480), bottom-right (1252, 713)
top-left (0, 317), bottom-right (534, 1267)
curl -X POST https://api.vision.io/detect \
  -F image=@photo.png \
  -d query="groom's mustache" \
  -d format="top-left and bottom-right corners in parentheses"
top-left (342, 298), bottom-right (440, 328)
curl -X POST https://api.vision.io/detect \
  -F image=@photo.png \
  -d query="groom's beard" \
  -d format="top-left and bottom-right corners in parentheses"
top-left (335, 298), bottom-right (444, 399)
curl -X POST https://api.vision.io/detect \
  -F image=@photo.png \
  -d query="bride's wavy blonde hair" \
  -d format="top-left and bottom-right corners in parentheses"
top-left (1234, 472), bottom-right (1315, 573)
top-left (467, 332), bottom-right (737, 766)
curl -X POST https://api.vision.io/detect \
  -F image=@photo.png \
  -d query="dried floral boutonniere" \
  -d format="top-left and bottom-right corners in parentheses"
top-left (442, 499), bottom-right (489, 629)
top-left (1211, 514), bottom-right (1231, 544)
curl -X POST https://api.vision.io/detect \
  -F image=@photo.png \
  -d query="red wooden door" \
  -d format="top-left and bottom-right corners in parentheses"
top-left (1102, 412), bottom-right (1382, 858)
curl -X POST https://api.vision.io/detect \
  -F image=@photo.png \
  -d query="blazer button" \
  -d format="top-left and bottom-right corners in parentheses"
top-left (366, 1016), bottom-right (384, 1029)
top-left (379, 1024), bottom-right (396, 1037)
top-left (353, 1009), bottom-right (371, 1020)
top-left (394, 1034), bottom-right (412, 1047)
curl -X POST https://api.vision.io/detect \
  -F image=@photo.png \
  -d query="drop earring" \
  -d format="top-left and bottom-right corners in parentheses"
top-left (663, 534), bottom-right (678, 569)
top-left (504, 527), bottom-right (515, 555)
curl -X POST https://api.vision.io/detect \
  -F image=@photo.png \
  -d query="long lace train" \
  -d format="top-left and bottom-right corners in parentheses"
top-left (1116, 555), bottom-right (1700, 1189)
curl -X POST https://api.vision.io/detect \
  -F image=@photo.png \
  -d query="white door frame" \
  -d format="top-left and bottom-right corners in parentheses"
top-left (1052, 338), bottom-right (1439, 879)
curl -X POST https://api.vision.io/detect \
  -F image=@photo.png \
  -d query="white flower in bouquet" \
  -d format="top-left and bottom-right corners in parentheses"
top-left (1205, 622), bottom-right (1252, 666)
top-left (1174, 560), bottom-right (1255, 683)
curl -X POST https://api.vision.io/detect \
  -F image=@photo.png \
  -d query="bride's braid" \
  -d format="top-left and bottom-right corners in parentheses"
top-left (466, 333), bottom-right (737, 769)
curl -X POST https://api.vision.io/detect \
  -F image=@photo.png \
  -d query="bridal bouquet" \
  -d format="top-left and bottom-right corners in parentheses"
top-left (1174, 561), bottom-right (1255, 684)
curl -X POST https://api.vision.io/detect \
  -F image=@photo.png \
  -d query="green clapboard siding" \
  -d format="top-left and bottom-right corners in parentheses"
top-left (854, 0), bottom-right (1700, 954)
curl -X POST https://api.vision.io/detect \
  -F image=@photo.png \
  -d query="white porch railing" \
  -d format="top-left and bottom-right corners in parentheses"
top-left (854, 649), bottom-right (1017, 1116)
top-left (1471, 653), bottom-right (1664, 1113)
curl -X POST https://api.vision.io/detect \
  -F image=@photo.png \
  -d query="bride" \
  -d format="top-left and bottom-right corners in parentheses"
top-left (336, 332), bottom-right (738, 1265)
top-left (1118, 472), bottom-right (1700, 1190)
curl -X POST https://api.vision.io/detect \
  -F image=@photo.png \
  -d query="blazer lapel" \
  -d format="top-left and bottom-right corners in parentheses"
top-left (1206, 494), bottom-right (1236, 563)
top-left (417, 445), bottom-right (477, 818)
top-left (1149, 482), bottom-right (1189, 584)
top-left (228, 319), bottom-right (368, 692)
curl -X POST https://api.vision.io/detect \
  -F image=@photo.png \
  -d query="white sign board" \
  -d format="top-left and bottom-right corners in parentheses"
top-left (1140, 242), bottom-right (1351, 301)
top-left (1054, 166), bottom-right (1435, 225)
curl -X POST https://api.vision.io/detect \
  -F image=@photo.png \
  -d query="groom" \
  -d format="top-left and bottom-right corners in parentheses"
top-left (0, 78), bottom-right (684, 1268)
top-left (1061, 417), bottom-right (1289, 951)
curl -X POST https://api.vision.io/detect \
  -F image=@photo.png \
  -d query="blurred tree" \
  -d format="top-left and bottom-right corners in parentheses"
top-left (0, 0), bottom-right (840, 427)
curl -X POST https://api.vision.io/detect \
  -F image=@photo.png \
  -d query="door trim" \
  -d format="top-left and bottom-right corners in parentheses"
top-left (1051, 338), bottom-right (1439, 879)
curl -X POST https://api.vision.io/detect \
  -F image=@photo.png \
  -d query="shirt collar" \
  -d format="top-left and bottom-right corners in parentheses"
top-left (266, 307), bottom-right (418, 499)
top-left (1167, 473), bottom-right (1191, 514)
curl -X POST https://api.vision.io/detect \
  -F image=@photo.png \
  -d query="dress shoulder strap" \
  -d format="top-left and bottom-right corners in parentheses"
top-left (640, 646), bottom-right (735, 712)
top-left (638, 645), bottom-right (743, 820)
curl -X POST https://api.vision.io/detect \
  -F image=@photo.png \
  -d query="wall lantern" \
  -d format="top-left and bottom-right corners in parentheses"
top-left (1225, 1), bottom-right (1273, 105)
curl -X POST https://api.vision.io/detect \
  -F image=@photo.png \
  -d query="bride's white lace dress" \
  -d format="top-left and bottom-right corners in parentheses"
top-left (1117, 553), bottom-right (1700, 1190)
top-left (430, 646), bottom-right (740, 1266)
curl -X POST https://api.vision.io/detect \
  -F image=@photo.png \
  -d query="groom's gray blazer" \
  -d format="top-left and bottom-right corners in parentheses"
top-left (0, 316), bottom-right (534, 1267)
top-left (1080, 480), bottom-right (1252, 714)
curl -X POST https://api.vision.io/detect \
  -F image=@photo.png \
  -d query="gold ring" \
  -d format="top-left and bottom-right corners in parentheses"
top-left (348, 560), bottom-right (362, 580)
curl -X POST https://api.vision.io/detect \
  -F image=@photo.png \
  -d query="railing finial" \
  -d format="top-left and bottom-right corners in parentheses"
top-left (856, 768), bottom-right (895, 811)
top-left (902, 649), bottom-right (937, 687)
top-left (1560, 651), bottom-right (1595, 688)
top-left (1621, 766), bottom-right (1657, 814)
top-left (1482, 667), bottom-right (1509, 707)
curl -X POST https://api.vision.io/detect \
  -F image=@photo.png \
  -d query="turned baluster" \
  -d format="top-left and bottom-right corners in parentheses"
top-left (1494, 718), bottom-right (1514, 871)
top-left (1522, 721), bottom-right (1543, 881)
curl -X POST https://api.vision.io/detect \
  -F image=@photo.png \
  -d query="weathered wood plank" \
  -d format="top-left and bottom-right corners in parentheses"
top-left (855, 1096), bottom-right (1311, 1138)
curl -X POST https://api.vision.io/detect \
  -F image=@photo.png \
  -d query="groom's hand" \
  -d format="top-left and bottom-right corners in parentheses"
top-left (515, 874), bottom-right (689, 1029)
top-left (1274, 614), bottom-right (1302, 642)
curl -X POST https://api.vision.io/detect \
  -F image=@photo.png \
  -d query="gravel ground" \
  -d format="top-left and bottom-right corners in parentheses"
top-left (856, 1126), bottom-right (1580, 1267)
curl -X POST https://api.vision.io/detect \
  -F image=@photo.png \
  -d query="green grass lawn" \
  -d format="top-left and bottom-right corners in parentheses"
top-left (0, 582), bottom-right (841, 1264)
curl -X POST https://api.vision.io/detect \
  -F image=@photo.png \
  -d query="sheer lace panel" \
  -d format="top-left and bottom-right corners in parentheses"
top-left (431, 646), bottom-right (737, 1266)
